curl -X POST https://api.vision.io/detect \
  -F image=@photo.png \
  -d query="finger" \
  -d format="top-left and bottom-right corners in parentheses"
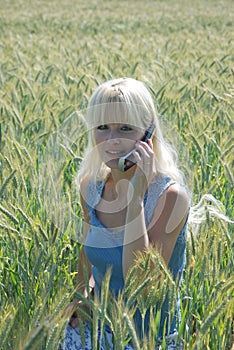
top-left (135, 143), bottom-right (152, 164)
top-left (132, 150), bottom-right (141, 163)
top-left (133, 150), bottom-right (148, 175)
top-left (135, 142), bottom-right (148, 156)
top-left (147, 138), bottom-right (153, 149)
top-left (136, 140), bottom-right (154, 154)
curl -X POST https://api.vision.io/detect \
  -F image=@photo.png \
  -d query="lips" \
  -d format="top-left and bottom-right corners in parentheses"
top-left (106, 150), bottom-right (124, 156)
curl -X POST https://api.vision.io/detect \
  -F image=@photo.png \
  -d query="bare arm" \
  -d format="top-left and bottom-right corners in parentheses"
top-left (122, 196), bottom-right (149, 279)
top-left (122, 136), bottom-right (189, 278)
top-left (122, 182), bottom-right (189, 279)
top-left (77, 184), bottom-right (94, 295)
top-left (147, 183), bottom-right (189, 265)
top-left (63, 180), bottom-right (94, 325)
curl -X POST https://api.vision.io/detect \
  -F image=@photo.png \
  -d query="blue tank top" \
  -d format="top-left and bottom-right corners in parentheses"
top-left (84, 174), bottom-right (189, 337)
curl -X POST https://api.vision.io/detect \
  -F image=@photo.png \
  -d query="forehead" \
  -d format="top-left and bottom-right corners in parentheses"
top-left (85, 102), bottom-right (150, 130)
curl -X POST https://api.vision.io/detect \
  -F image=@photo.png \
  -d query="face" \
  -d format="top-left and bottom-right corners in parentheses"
top-left (93, 123), bottom-right (145, 169)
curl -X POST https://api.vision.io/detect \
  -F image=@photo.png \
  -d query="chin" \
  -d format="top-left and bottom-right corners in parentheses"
top-left (105, 159), bottom-right (119, 169)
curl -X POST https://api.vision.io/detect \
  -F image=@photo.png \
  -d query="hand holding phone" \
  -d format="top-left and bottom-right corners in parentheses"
top-left (118, 123), bottom-right (155, 172)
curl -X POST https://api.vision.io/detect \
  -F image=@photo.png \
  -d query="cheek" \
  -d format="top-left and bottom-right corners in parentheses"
top-left (93, 131), bottom-right (105, 145)
top-left (124, 139), bottom-right (136, 149)
top-left (125, 131), bottom-right (144, 147)
top-left (92, 132), bottom-right (106, 156)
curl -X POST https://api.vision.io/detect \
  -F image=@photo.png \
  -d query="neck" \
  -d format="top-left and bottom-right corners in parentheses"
top-left (109, 165), bottom-right (136, 185)
top-left (104, 166), bottom-right (136, 202)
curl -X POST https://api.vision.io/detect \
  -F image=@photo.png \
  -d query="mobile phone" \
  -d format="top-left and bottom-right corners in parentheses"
top-left (118, 123), bottom-right (155, 172)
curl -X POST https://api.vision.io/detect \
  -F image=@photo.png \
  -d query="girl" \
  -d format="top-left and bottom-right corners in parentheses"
top-left (62, 77), bottom-right (190, 349)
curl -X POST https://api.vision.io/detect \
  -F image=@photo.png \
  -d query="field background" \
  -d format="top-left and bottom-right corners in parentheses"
top-left (0, 0), bottom-right (233, 349)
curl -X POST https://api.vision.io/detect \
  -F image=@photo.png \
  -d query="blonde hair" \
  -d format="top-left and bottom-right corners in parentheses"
top-left (78, 77), bottom-right (184, 184)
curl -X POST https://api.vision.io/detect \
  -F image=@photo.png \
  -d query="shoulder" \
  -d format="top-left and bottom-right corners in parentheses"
top-left (160, 183), bottom-right (189, 234)
top-left (148, 181), bottom-right (189, 234)
top-left (147, 181), bottom-right (189, 264)
top-left (164, 183), bottom-right (190, 206)
top-left (79, 176), bottom-right (90, 200)
top-left (149, 174), bottom-right (190, 211)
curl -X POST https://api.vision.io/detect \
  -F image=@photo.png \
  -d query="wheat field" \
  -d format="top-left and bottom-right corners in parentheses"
top-left (0, 0), bottom-right (233, 349)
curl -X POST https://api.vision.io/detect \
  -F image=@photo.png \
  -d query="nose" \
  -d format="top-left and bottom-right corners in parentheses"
top-left (107, 128), bottom-right (120, 143)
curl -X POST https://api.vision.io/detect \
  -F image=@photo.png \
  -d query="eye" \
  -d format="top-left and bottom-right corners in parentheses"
top-left (120, 125), bottom-right (133, 131)
top-left (97, 125), bottom-right (109, 130)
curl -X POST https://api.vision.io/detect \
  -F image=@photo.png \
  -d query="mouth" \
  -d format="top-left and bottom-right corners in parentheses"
top-left (105, 150), bottom-right (124, 156)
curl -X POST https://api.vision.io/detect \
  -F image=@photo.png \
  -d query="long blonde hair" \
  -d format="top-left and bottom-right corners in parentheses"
top-left (77, 77), bottom-right (184, 184)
